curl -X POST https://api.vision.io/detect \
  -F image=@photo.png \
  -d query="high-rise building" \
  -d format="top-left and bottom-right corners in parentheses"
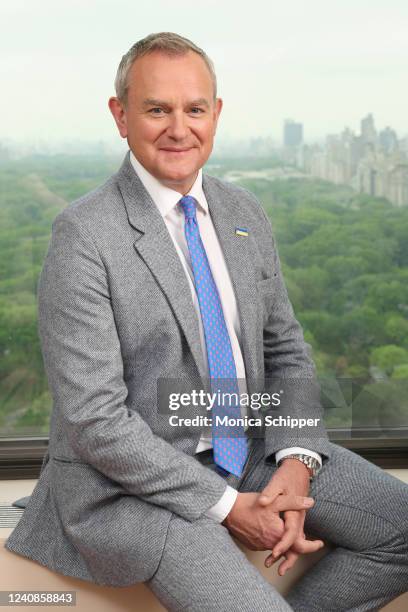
top-left (302, 113), bottom-right (408, 206)
top-left (379, 126), bottom-right (398, 154)
top-left (283, 119), bottom-right (303, 147)
top-left (360, 113), bottom-right (377, 146)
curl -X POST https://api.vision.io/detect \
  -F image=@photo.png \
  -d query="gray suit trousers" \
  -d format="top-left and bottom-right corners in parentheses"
top-left (146, 440), bottom-right (408, 611)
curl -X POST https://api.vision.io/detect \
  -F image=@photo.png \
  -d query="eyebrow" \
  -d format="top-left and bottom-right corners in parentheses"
top-left (142, 97), bottom-right (210, 108)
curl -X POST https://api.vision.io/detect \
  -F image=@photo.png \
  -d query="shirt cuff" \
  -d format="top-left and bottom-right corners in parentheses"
top-left (275, 447), bottom-right (322, 467)
top-left (204, 485), bottom-right (238, 523)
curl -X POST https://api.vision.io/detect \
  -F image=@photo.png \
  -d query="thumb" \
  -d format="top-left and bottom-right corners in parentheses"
top-left (258, 486), bottom-right (284, 506)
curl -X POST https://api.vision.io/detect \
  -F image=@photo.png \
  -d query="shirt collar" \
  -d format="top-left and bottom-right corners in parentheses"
top-left (129, 150), bottom-right (208, 218)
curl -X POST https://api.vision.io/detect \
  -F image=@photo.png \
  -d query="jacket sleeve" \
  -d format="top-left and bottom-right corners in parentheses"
top-left (38, 207), bottom-right (227, 522)
top-left (255, 201), bottom-right (332, 462)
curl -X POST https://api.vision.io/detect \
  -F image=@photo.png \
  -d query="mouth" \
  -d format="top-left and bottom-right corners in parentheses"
top-left (159, 147), bottom-right (194, 155)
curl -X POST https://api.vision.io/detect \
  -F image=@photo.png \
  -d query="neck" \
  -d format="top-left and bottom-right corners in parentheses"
top-left (159, 173), bottom-right (199, 196)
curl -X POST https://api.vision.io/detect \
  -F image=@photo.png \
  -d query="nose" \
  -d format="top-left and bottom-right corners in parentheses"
top-left (166, 110), bottom-right (189, 140)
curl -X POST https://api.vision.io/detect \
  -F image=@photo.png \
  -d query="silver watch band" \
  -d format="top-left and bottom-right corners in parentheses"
top-left (277, 453), bottom-right (321, 479)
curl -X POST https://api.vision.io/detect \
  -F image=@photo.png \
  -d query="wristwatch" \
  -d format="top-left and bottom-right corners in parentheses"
top-left (277, 453), bottom-right (321, 480)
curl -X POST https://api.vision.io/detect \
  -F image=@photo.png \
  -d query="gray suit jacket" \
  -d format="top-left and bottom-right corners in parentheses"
top-left (5, 152), bottom-right (331, 586)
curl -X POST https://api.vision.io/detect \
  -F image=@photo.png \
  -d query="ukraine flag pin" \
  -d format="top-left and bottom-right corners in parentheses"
top-left (235, 227), bottom-right (249, 237)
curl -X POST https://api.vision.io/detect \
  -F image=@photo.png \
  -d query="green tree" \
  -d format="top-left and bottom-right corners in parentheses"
top-left (370, 345), bottom-right (408, 376)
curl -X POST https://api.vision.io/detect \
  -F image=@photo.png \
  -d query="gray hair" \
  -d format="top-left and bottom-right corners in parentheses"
top-left (114, 32), bottom-right (217, 104)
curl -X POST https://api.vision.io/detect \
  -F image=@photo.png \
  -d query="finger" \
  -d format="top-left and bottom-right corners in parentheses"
top-left (264, 554), bottom-right (274, 568)
top-left (272, 516), bottom-right (301, 558)
top-left (265, 551), bottom-right (279, 568)
top-left (269, 494), bottom-right (315, 512)
top-left (293, 537), bottom-right (325, 554)
top-left (278, 550), bottom-right (299, 576)
top-left (258, 487), bottom-right (284, 506)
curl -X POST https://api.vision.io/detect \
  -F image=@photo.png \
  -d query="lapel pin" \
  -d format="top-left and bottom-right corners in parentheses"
top-left (235, 227), bottom-right (249, 237)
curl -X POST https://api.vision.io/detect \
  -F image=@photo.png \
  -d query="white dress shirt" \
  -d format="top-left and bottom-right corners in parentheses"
top-left (129, 152), bottom-right (321, 522)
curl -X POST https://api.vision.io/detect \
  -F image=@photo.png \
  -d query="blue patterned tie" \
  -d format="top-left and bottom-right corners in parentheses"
top-left (179, 195), bottom-right (248, 477)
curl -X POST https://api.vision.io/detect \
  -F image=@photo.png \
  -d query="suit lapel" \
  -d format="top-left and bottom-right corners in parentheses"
top-left (116, 153), bottom-right (207, 381)
top-left (115, 153), bottom-right (259, 388)
top-left (202, 175), bottom-right (259, 389)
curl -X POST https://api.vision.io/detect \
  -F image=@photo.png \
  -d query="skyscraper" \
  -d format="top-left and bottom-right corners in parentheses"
top-left (379, 126), bottom-right (398, 154)
top-left (283, 119), bottom-right (303, 147)
top-left (360, 113), bottom-right (377, 146)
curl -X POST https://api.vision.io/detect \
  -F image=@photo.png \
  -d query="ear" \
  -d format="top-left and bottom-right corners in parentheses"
top-left (108, 97), bottom-right (128, 138)
top-left (213, 97), bottom-right (223, 132)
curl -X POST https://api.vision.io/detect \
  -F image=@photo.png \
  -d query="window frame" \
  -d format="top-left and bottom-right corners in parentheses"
top-left (1, 431), bottom-right (407, 480)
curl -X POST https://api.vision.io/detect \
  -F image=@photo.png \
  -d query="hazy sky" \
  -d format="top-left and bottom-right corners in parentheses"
top-left (1, 0), bottom-right (407, 146)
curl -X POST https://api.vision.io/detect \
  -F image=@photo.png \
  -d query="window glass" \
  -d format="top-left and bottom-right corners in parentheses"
top-left (1, 1), bottom-right (407, 441)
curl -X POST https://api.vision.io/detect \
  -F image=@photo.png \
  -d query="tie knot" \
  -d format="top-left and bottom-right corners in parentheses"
top-left (179, 195), bottom-right (197, 220)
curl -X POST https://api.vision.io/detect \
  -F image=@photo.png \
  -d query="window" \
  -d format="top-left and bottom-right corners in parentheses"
top-left (1, 1), bottom-right (407, 474)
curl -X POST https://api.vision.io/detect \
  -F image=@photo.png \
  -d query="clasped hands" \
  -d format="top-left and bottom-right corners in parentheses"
top-left (222, 458), bottom-right (324, 576)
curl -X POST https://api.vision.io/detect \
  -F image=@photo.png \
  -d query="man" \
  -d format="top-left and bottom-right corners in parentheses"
top-left (5, 32), bottom-right (408, 611)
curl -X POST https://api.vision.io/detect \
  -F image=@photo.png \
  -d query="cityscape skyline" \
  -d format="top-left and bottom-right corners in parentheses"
top-left (295, 113), bottom-right (408, 207)
top-left (2, 109), bottom-right (407, 207)
top-left (1, 112), bottom-right (406, 157)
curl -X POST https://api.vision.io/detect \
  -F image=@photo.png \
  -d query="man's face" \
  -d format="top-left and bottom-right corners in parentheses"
top-left (109, 50), bottom-right (223, 194)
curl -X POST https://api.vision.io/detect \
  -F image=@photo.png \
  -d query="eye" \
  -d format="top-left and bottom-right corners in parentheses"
top-left (190, 107), bottom-right (205, 114)
top-left (149, 108), bottom-right (165, 115)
